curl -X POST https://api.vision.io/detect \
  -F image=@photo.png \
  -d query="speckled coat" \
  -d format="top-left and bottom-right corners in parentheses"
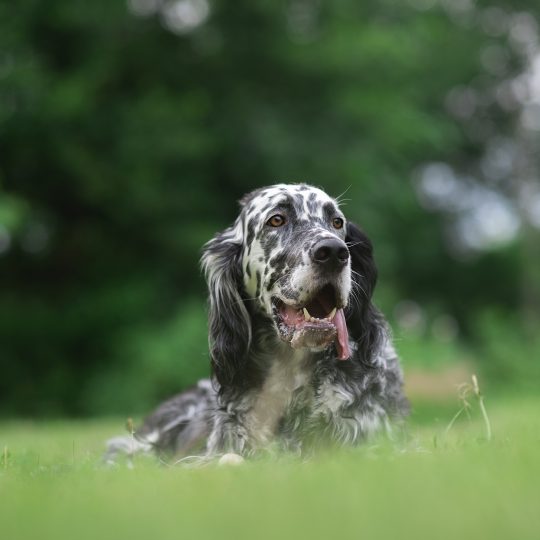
top-left (105, 184), bottom-right (409, 463)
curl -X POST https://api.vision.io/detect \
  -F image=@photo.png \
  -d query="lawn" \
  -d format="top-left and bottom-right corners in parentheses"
top-left (1, 395), bottom-right (539, 540)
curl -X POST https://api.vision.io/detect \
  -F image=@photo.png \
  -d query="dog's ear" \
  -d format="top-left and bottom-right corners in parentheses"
top-left (201, 220), bottom-right (251, 389)
top-left (345, 221), bottom-right (383, 365)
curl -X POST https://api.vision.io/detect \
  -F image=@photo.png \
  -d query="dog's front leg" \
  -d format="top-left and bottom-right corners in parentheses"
top-left (205, 405), bottom-right (253, 459)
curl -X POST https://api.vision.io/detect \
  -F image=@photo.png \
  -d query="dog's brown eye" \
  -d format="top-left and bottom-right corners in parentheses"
top-left (332, 217), bottom-right (344, 230)
top-left (267, 214), bottom-right (286, 227)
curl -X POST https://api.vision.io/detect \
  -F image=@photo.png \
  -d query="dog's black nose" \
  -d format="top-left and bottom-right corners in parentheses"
top-left (312, 238), bottom-right (349, 270)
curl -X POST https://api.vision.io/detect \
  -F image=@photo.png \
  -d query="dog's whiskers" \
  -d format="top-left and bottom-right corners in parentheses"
top-left (335, 185), bottom-right (352, 204)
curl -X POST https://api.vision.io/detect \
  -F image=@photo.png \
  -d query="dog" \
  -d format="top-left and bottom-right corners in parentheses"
top-left (105, 184), bottom-right (408, 464)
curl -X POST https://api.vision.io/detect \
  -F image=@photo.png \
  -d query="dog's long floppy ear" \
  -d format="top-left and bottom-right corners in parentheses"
top-left (201, 220), bottom-right (251, 389)
top-left (345, 221), bottom-right (383, 365)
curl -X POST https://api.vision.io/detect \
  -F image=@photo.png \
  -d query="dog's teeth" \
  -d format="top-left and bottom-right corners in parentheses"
top-left (328, 307), bottom-right (337, 320)
top-left (303, 308), bottom-right (312, 322)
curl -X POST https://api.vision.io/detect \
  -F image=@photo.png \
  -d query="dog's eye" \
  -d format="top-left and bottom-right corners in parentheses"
top-left (267, 214), bottom-right (286, 227)
top-left (332, 217), bottom-right (344, 230)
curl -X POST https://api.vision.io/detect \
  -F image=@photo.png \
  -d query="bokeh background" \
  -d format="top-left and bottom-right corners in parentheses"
top-left (1, 0), bottom-right (539, 418)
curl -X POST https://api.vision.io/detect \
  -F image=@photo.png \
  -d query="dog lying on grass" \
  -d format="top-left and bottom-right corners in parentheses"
top-left (106, 184), bottom-right (408, 464)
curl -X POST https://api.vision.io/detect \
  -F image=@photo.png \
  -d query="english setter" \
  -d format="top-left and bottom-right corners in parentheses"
top-left (106, 184), bottom-right (408, 463)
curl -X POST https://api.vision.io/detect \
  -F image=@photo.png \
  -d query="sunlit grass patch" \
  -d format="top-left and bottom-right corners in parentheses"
top-left (1, 396), bottom-right (539, 540)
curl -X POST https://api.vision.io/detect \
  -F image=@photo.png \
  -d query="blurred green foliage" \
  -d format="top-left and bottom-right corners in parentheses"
top-left (0, 0), bottom-right (539, 415)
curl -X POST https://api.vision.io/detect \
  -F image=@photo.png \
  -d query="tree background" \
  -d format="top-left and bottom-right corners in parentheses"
top-left (1, 0), bottom-right (539, 417)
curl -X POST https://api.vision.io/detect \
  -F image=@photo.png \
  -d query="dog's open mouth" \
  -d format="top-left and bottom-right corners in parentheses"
top-left (272, 284), bottom-right (351, 360)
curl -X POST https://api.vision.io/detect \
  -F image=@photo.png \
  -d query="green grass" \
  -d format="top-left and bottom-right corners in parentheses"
top-left (1, 397), bottom-right (539, 540)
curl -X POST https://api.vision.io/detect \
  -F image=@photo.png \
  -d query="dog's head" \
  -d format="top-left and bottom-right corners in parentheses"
top-left (202, 184), bottom-right (379, 388)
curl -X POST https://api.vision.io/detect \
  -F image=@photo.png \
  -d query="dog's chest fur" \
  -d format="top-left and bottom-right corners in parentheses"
top-left (246, 350), bottom-right (313, 445)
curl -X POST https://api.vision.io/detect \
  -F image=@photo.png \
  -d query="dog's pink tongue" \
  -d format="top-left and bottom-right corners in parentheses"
top-left (334, 308), bottom-right (351, 360)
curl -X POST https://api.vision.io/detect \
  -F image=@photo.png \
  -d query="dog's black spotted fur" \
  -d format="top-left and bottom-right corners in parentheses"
top-left (105, 184), bottom-right (409, 463)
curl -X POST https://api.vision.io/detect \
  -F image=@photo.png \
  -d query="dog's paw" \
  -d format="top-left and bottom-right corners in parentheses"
top-left (218, 453), bottom-right (245, 466)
